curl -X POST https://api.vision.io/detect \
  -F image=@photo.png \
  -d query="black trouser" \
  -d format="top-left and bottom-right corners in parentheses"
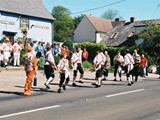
top-left (73, 63), bottom-right (84, 77)
top-left (36, 52), bottom-right (42, 58)
top-left (114, 64), bottom-right (121, 78)
top-left (59, 73), bottom-right (70, 87)
top-left (140, 66), bottom-right (145, 77)
top-left (44, 65), bottom-right (55, 79)
top-left (103, 68), bottom-right (109, 77)
top-left (133, 63), bottom-right (139, 81)
top-left (96, 65), bottom-right (104, 78)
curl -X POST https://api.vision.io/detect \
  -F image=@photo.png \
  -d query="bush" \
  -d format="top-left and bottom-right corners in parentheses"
top-left (63, 40), bottom-right (73, 51)
top-left (20, 48), bottom-right (27, 65)
top-left (54, 55), bottom-right (60, 65)
top-left (82, 60), bottom-right (93, 71)
top-left (37, 57), bottom-right (44, 70)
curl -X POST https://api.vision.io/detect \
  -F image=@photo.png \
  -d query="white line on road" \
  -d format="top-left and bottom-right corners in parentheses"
top-left (106, 89), bottom-right (145, 98)
top-left (0, 105), bottom-right (60, 119)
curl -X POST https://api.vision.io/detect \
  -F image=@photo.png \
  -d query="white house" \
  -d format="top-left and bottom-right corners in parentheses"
top-left (73, 15), bottom-right (113, 43)
top-left (0, 0), bottom-right (54, 44)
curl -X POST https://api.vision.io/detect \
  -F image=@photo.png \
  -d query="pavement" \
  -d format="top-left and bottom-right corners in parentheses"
top-left (0, 66), bottom-right (159, 96)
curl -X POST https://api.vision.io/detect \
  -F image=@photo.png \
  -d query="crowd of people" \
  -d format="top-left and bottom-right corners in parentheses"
top-left (0, 38), bottom-right (23, 67)
top-left (22, 39), bottom-right (152, 96)
top-left (1, 38), bottom-right (159, 96)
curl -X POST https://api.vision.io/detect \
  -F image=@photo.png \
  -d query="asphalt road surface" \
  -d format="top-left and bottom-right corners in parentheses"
top-left (0, 75), bottom-right (160, 120)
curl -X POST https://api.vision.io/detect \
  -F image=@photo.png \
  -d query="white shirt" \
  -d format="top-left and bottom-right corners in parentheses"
top-left (93, 52), bottom-right (106, 69)
top-left (44, 50), bottom-right (55, 65)
top-left (132, 53), bottom-right (141, 63)
top-left (124, 53), bottom-right (134, 66)
top-left (71, 51), bottom-right (82, 70)
top-left (114, 55), bottom-right (124, 64)
top-left (2, 42), bottom-right (11, 52)
top-left (57, 58), bottom-right (69, 72)
top-left (13, 43), bottom-right (22, 53)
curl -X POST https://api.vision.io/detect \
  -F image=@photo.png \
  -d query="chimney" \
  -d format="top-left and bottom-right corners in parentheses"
top-left (115, 18), bottom-right (120, 22)
top-left (130, 17), bottom-right (136, 23)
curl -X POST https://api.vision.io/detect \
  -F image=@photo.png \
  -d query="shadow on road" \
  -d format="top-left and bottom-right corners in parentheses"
top-left (0, 90), bottom-right (24, 96)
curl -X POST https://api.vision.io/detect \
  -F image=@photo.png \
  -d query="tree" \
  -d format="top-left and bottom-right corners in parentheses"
top-left (101, 9), bottom-right (122, 20)
top-left (52, 6), bottom-right (74, 42)
top-left (139, 21), bottom-right (160, 58)
top-left (73, 14), bottom-right (85, 29)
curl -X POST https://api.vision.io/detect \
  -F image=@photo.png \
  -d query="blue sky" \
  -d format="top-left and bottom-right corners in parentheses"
top-left (43, 0), bottom-right (160, 21)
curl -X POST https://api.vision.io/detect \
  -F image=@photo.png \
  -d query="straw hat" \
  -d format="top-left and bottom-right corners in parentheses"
top-left (5, 38), bottom-right (10, 41)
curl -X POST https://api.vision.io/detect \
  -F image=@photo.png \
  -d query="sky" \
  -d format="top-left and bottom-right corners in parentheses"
top-left (43, 0), bottom-right (160, 21)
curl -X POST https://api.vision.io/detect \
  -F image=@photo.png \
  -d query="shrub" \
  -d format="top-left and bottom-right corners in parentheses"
top-left (62, 40), bottom-right (73, 51)
top-left (20, 48), bottom-right (27, 65)
top-left (37, 57), bottom-right (44, 70)
top-left (82, 60), bottom-right (93, 70)
top-left (54, 55), bottom-right (60, 65)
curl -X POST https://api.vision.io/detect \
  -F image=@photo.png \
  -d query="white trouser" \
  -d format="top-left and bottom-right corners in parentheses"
top-left (126, 64), bottom-right (133, 84)
top-left (4, 52), bottom-right (10, 65)
top-left (14, 52), bottom-right (20, 66)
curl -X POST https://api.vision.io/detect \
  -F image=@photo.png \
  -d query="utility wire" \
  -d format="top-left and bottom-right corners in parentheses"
top-left (153, 3), bottom-right (160, 18)
top-left (71, 0), bottom-right (125, 15)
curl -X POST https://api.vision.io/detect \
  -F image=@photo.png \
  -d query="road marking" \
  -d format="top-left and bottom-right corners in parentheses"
top-left (0, 105), bottom-right (60, 119)
top-left (106, 89), bottom-right (145, 98)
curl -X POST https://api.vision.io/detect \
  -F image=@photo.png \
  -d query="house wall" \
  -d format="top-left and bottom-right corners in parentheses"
top-left (96, 32), bottom-right (106, 43)
top-left (0, 12), bottom-right (53, 43)
top-left (73, 16), bottom-right (96, 43)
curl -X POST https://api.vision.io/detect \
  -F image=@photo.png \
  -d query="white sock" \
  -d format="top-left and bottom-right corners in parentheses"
top-left (46, 77), bottom-right (53, 85)
top-left (98, 78), bottom-right (101, 85)
top-left (128, 77), bottom-right (131, 84)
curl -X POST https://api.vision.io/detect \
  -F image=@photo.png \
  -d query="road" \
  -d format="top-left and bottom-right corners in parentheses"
top-left (0, 71), bottom-right (160, 120)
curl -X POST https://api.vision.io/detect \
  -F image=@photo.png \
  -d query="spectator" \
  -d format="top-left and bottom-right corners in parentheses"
top-left (82, 48), bottom-right (89, 61)
top-left (53, 43), bottom-right (61, 56)
top-left (12, 40), bottom-right (22, 67)
top-left (140, 54), bottom-right (148, 77)
top-left (36, 41), bottom-right (43, 58)
top-left (2, 38), bottom-right (12, 66)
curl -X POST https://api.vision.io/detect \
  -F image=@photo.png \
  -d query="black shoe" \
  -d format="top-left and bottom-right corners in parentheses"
top-left (57, 89), bottom-right (62, 93)
top-left (114, 79), bottom-right (117, 81)
top-left (120, 79), bottom-right (122, 81)
top-left (92, 82), bottom-right (96, 86)
top-left (102, 78), bottom-right (108, 81)
top-left (131, 81), bottom-right (134, 84)
top-left (127, 83), bottom-right (132, 86)
top-left (72, 83), bottom-right (77, 86)
top-left (62, 85), bottom-right (66, 90)
top-left (78, 80), bottom-right (84, 84)
top-left (44, 83), bottom-right (50, 89)
top-left (95, 84), bottom-right (101, 88)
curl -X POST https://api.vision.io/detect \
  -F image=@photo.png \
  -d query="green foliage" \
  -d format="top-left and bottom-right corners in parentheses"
top-left (75, 42), bottom-right (106, 59)
top-left (82, 60), bottom-right (93, 70)
top-left (101, 9), bottom-right (123, 20)
top-left (62, 40), bottom-right (73, 51)
top-left (20, 48), bottom-right (27, 65)
top-left (36, 58), bottom-right (44, 70)
top-left (52, 6), bottom-right (74, 42)
top-left (139, 21), bottom-right (160, 58)
top-left (54, 55), bottom-right (60, 65)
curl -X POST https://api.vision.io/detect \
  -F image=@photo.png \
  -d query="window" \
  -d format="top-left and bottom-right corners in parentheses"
top-left (20, 17), bottom-right (29, 28)
top-left (110, 32), bottom-right (119, 39)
